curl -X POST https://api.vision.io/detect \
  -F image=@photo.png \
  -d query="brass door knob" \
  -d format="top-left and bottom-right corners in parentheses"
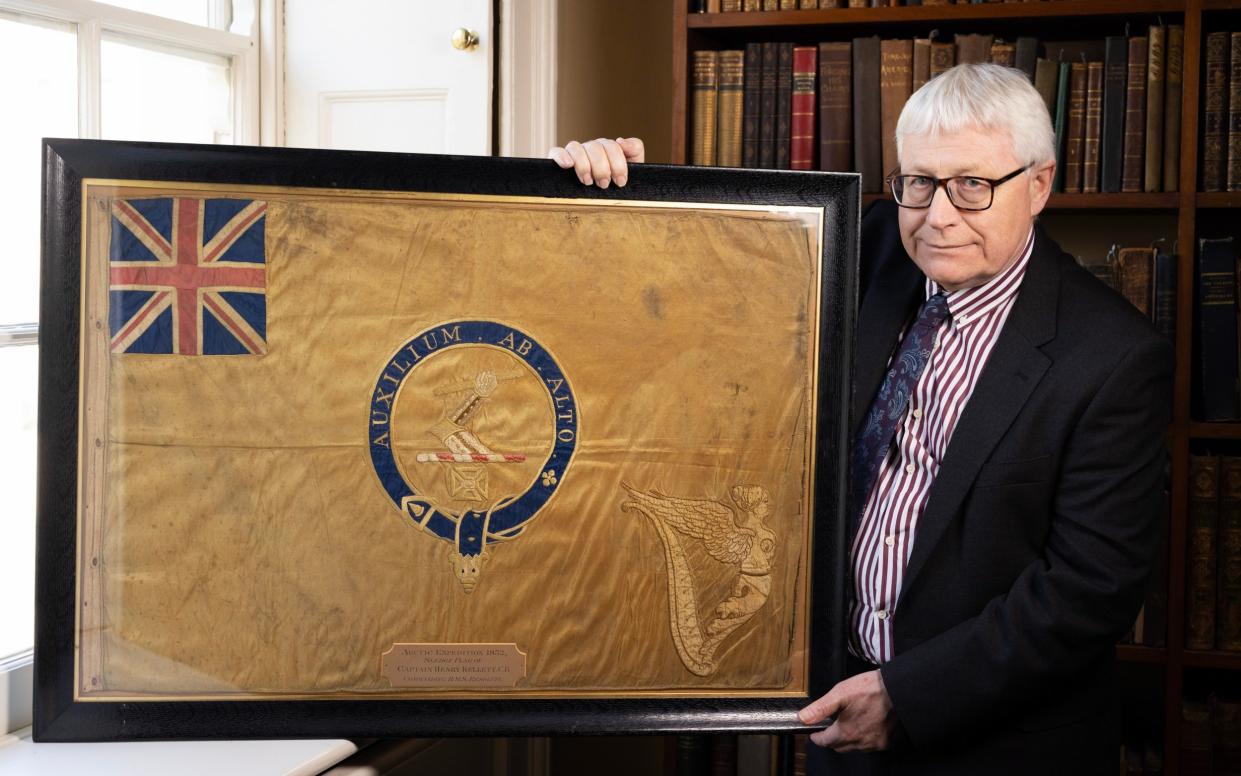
top-left (451, 28), bottom-right (479, 51)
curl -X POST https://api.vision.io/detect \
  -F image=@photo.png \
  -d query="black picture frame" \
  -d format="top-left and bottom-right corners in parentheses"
top-left (35, 138), bottom-right (860, 741)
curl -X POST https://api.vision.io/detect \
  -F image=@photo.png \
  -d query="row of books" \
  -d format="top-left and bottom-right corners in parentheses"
top-left (1196, 237), bottom-right (1241, 422)
top-left (1081, 242), bottom-right (1177, 342)
top-left (1204, 31), bottom-right (1241, 193)
top-left (1183, 696), bottom-right (1241, 776)
top-left (1187, 454), bottom-right (1241, 653)
top-left (673, 735), bottom-right (803, 776)
top-left (1123, 731), bottom-right (1164, 776)
top-left (692, 0), bottom-right (1076, 10)
top-left (689, 30), bottom-right (1185, 195)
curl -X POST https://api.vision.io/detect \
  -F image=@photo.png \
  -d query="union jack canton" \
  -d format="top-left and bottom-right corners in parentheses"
top-left (108, 197), bottom-right (267, 355)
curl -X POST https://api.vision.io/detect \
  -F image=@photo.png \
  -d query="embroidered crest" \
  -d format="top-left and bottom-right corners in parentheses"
top-left (369, 321), bottom-right (577, 592)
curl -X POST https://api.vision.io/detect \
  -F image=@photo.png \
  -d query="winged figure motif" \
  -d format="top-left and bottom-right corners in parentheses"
top-left (620, 482), bottom-right (776, 676)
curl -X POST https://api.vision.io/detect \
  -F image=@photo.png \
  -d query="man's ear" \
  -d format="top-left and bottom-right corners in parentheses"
top-left (1029, 160), bottom-right (1055, 218)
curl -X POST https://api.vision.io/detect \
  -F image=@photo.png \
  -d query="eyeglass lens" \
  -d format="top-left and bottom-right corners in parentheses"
top-left (893, 176), bottom-right (993, 210)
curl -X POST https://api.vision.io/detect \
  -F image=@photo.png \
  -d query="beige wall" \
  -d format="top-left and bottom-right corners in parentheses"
top-left (556, 0), bottom-right (673, 163)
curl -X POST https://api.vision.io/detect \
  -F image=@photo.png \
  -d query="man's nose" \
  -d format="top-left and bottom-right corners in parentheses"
top-left (924, 184), bottom-right (960, 228)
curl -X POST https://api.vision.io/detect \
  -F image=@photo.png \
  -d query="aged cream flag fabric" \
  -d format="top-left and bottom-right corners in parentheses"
top-left (76, 183), bottom-right (823, 699)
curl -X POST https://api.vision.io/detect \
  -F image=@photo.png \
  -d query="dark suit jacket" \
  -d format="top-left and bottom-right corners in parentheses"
top-left (814, 201), bottom-right (1173, 775)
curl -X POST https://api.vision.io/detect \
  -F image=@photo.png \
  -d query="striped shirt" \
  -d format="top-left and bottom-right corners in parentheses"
top-left (849, 227), bottom-right (1036, 665)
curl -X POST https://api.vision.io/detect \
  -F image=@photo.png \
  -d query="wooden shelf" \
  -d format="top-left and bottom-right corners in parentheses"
top-left (1182, 650), bottom-right (1241, 669)
top-left (1202, 0), bottom-right (1241, 10)
top-left (1189, 422), bottom-right (1241, 439)
top-left (687, 0), bottom-right (1185, 29)
top-left (1196, 192), bottom-right (1241, 208)
top-left (1117, 645), bottom-right (1169, 665)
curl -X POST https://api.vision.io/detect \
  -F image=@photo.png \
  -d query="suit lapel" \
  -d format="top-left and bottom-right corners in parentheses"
top-left (896, 228), bottom-right (1061, 604)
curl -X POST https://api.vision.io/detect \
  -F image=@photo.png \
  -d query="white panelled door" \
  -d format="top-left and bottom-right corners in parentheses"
top-left (283, 0), bottom-right (492, 154)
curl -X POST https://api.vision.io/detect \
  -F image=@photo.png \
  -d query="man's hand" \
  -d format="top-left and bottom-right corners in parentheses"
top-left (548, 137), bottom-right (645, 188)
top-left (798, 670), bottom-right (899, 753)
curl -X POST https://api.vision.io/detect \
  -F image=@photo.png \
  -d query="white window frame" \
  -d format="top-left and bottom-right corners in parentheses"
top-left (0, 0), bottom-right (262, 736)
top-left (1, 0), bottom-right (260, 145)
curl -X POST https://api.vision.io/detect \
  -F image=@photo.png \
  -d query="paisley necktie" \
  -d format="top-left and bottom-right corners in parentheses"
top-left (850, 292), bottom-right (951, 528)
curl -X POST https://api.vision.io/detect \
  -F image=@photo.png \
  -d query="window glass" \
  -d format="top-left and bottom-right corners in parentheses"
top-left (97, 0), bottom-right (214, 29)
top-left (0, 344), bottom-right (39, 659)
top-left (101, 34), bottom-right (233, 145)
top-left (0, 13), bottom-right (77, 325)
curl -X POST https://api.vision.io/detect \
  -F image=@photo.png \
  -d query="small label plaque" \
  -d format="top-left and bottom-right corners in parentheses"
top-left (381, 643), bottom-right (527, 688)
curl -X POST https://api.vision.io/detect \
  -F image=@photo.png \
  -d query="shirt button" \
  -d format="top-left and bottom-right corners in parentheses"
top-left (885, 535), bottom-right (895, 547)
top-left (876, 610), bottom-right (888, 620)
top-left (958, 313), bottom-right (968, 324)
top-left (912, 408), bottom-right (923, 419)
top-left (905, 463), bottom-right (915, 474)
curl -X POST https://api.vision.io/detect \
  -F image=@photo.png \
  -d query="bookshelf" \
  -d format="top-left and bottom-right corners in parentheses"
top-left (669, 0), bottom-right (1239, 773)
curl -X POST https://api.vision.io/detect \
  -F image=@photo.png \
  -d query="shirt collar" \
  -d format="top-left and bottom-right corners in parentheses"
top-left (924, 226), bottom-right (1035, 328)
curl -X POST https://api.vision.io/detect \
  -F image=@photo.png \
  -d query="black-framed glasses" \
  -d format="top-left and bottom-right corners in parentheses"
top-left (885, 166), bottom-right (1028, 211)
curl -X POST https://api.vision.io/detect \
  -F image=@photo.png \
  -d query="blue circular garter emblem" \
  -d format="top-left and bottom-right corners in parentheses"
top-left (367, 320), bottom-right (577, 592)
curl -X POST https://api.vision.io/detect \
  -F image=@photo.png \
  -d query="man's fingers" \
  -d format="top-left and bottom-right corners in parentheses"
top-left (581, 140), bottom-right (613, 188)
top-left (563, 141), bottom-right (594, 185)
top-left (617, 137), bottom-right (646, 163)
top-left (798, 691), bottom-right (841, 725)
top-left (809, 723), bottom-right (839, 749)
top-left (546, 147), bottom-right (573, 168)
top-left (596, 138), bottom-right (629, 186)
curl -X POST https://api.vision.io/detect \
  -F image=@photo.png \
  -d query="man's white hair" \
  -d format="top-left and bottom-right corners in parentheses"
top-left (895, 62), bottom-right (1056, 170)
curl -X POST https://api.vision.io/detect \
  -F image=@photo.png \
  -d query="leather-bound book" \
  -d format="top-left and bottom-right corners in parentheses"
top-left (743, 0), bottom-right (761, 10)
top-left (710, 735), bottom-right (739, 776)
top-left (1204, 31), bottom-right (1228, 192)
top-left (1143, 25), bottom-right (1165, 193)
top-left (1052, 61), bottom-right (1070, 193)
top-left (799, 0), bottom-right (821, 8)
top-left (1187, 455), bottom-right (1220, 651)
top-left (743, 42), bottom-right (762, 168)
top-left (1121, 35), bottom-right (1147, 193)
top-left (1162, 25), bottom-right (1183, 192)
top-left (1101, 36), bottom-right (1127, 193)
top-left (763, 0), bottom-right (777, 9)
top-left (1083, 61), bottom-right (1103, 193)
top-left (880, 39), bottom-right (913, 176)
top-left (954, 33), bottom-right (993, 65)
top-left (716, 50), bottom-right (745, 168)
top-left (848, 0), bottom-right (866, 9)
top-left (852, 36), bottom-right (882, 193)
top-left (1220, 457), bottom-right (1241, 651)
top-left (1229, 33), bottom-right (1241, 191)
top-left (929, 41), bottom-right (955, 78)
top-left (1183, 700), bottom-right (1213, 774)
top-left (1142, 480), bottom-right (1170, 647)
top-left (1215, 699), bottom-right (1241, 776)
top-left (1034, 58), bottom-right (1057, 114)
top-left (790, 46), bottom-right (817, 170)
top-left (1063, 62), bottom-right (1087, 193)
top-left (759, 42), bottom-right (777, 168)
top-left (989, 40), bottom-right (1015, 67)
top-left (776, 42), bottom-right (794, 170)
top-left (818, 41), bottom-right (852, 172)
top-left (1117, 246), bottom-right (1154, 316)
top-left (691, 50), bottom-right (720, 166)
top-left (1198, 237), bottom-right (1240, 421)
top-left (1014, 37), bottom-right (1038, 81)
top-left (912, 37), bottom-right (931, 92)
top-left (1153, 248), bottom-right (1177, 343)
top-left (780, 0), bottom-right (796, 8)
top-left (722, 0), bottom-right (742, 10)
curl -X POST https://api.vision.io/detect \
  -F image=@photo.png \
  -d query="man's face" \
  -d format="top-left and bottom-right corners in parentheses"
top-left (896, 126), bottom-right (1054, 292)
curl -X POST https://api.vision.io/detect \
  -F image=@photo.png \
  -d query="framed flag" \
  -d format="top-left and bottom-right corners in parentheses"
top-left (34, 139), bottom-right (859, 741)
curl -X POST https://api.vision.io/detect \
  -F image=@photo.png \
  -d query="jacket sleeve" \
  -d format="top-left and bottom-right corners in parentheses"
top-left (877, 330), bottom-right (1173, 748)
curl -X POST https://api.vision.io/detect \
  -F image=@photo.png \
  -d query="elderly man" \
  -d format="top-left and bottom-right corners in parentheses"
top-left (551, 63), bottom-right (1172, 774)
